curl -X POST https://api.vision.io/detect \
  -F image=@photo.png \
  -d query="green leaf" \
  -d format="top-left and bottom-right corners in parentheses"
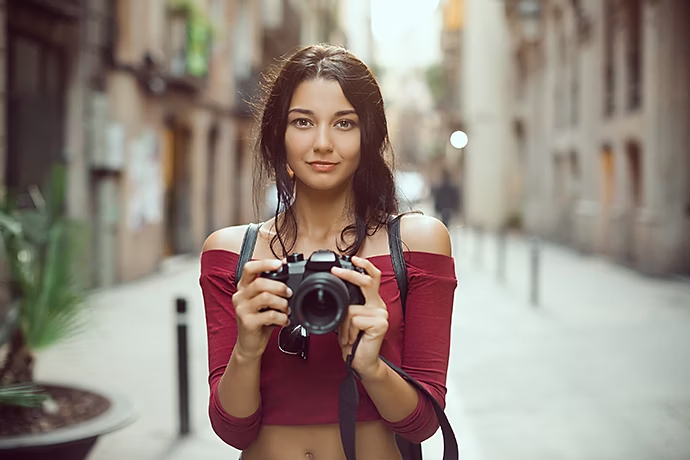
top-left (1, 164), bottom-right (90, 352)
top-left (0, 383), bottom-right (47, 408)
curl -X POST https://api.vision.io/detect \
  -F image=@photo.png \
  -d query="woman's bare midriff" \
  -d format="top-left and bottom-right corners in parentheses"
top-left (241, 421), bottom-right (403, 460)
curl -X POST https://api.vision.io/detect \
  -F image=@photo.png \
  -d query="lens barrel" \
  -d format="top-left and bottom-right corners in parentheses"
top-left (292, 272), bottom-right (350, 334)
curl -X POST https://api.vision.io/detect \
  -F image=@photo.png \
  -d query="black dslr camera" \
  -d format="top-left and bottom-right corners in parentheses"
top-left (259, 250), bottom-right (365, 335)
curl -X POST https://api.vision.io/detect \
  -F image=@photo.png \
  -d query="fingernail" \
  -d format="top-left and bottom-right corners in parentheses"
top-left (332, 267), bottom-right (343, 273)
top-left (287, 307), bottom-right (292, 315)
top-left (286, 288), bottom-right (293, 297)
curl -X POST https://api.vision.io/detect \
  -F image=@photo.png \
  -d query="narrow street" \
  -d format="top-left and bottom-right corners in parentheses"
top-left (33, 226), bottom-right (690, 460)
top-left (438, 227), bottom-right (690, 460)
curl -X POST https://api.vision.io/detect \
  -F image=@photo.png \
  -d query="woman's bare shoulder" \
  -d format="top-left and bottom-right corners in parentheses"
top-left (202, 225), bottom-right (251, 253)
top-left (399, 213), bottom-right (451, 257)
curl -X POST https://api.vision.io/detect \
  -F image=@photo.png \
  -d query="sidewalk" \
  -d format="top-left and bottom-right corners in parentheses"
top-left (445, 226), bottom-right (690, 460)
top-left (32, 226), bottom-right (690, 460)
top-left (34, 256), bottom-right (240, 460)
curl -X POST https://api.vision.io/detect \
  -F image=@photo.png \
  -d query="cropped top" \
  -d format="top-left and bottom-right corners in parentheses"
top-left (199, 249), bottom-right (457, 450)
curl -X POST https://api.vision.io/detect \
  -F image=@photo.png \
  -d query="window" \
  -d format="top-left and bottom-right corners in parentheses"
top-left (604, 0), bottom-right (615, 117)
top-left (627, 0), bottom-right (643, 110)
top-left (569, 151), bottom-right (581, 197)
top-left (553, 9), bottom-right (566, 128)
top-left (600, 146), bottom-right (615, 207)
top-left (571, 43), bottom-right (579, 125)
top-left (626, 142), bottom-right (643, 207)
top-left (166, 3), bottom-right (212, 78)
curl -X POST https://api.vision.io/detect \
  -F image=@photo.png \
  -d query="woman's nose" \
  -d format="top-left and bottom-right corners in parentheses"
top-left (313, 125), bottom-right (334, 153)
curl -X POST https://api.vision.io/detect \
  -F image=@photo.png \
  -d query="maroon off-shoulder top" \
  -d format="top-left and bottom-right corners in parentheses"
top-left (199, 249), bottom-right (457, 450)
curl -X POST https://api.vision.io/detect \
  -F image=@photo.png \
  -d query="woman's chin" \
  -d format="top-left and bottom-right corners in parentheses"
top-left (296, 178), bottom-right (351, 194)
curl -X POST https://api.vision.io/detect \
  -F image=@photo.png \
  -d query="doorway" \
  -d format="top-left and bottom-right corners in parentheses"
top-left (234, 135), bottom-right (246, 225)
top-left (163, 124), bottom-right (193, 255)
top-left (600, 146), bottom-right (615, 253)
top-left (206, 126), bottom-right (219, 237)
top-left (623, 142), bottom-right (642, 263)
top-left (6, 33), bottom-right (65, 200)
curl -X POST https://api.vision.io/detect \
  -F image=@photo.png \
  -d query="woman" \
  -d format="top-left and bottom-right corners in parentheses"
top-left (200, 44), bottom-right (457, 460)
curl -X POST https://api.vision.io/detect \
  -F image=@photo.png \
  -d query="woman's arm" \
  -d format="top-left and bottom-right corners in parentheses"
top-left (361, 214), bottom-right (455, 442)
top-left (200, 227), bottom-right (290, 449)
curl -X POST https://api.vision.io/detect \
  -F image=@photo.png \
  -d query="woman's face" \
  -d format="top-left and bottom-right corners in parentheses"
top-left (284, 78), bottom-right (361, 193)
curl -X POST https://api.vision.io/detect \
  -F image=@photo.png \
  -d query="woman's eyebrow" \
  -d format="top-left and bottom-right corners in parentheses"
top-left (288, 108), bottom-right (313, 115)
top-left (287, 108), bottom-right (358, 117)
top-left (334, 109), bottom-right (357, 117)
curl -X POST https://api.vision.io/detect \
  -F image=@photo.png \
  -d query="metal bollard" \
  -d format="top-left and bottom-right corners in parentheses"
top-left (530, 236), bottom-right (540, 306)
top-left (497, 228), bottom-right (506, 283)
top-left (176, 297), bottom-right (190, 436)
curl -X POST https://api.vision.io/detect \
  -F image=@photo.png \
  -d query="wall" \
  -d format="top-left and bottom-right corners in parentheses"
top-left (507, 0), bottom-right (690, 276)
top-left (462, 0), bottom-right (513, 231)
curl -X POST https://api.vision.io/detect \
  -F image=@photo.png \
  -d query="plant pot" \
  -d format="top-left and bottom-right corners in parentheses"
top-left (0, 382), bottom-right (137, 460)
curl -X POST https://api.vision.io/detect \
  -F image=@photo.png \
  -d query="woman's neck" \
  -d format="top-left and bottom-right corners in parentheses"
top-left (289, 184), bottom-right (355, 243)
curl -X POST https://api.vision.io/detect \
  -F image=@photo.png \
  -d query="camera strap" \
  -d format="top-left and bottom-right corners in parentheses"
top-left (234, 219), bottom-right (459, 459)
top-left (337, 216), bottom-right (459, 460)
top-left (338, 332), bottom-right (459, 460)
top-left (235, 222), bottom-right (262, 283)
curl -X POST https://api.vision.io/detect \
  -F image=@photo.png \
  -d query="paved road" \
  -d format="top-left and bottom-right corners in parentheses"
top-left (33, 222), bottom-right (690, 460)
top-left (441, 226), bottom-right (690, 460)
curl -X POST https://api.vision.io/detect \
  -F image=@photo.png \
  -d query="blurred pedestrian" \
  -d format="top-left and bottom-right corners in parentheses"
top-left (432, 169), bottom-right (461, 226)
top-left (199, 44), bottom-right (457, 460)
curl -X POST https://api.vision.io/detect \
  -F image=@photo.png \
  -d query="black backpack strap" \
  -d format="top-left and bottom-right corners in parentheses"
top-left (234, 222), bottom-right (261, 284)
top-left (380, 356), bottom-right (459, 460)
top-left (346, 215), bottom-right (462, 459)
top-left (387, 215), bottom-right (424, 460)
top-left (339, 344), bottom-right (459, 460)
top-left (387, 215), bottom-right (408, 314)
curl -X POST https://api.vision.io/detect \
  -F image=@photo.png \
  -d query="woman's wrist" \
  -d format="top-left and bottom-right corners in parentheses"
top-left (358, 357), bottom-right (388, 383)
top-left (232, 347), bottom-right (263, 366)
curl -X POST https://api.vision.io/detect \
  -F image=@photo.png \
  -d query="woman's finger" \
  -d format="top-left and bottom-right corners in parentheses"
top-left (351, 256), bottom-right (381, 279)
top-left (246, 291), bottom-right (290, 314)
top-left (350, 314), bottom-right (387, 335)
top-left (247, 309), bottom-right (290, 328)
top-left (330, 267), bottom-right (379, 299)
top-left (243, 276), bottom-right (293, 301)
top-left (237, 259), bottom-right (284, 289)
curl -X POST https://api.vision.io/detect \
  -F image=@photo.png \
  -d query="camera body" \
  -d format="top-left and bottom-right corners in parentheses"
top-left (259, 250), bottom-right (365, 335)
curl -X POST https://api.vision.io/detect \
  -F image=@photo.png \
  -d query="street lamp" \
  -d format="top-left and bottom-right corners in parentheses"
top-left (450, 130), bottom-right (469, 149)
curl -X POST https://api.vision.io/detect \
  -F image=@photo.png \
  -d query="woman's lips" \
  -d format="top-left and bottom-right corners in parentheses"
top-left (308, 162), bottom-right (338, 172)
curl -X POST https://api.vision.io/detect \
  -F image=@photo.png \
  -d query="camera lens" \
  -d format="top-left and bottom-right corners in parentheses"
top-left (293, 273), bottom-right (349, 334)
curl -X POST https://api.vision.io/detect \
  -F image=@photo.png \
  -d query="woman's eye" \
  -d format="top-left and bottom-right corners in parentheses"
top-left (293, 119), bottom-right (312, 128)
top-left (336, 120), bottom-right (355, 129)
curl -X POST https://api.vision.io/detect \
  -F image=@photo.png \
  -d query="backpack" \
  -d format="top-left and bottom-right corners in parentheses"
top-left (235, 216), bottom-right (458, 460)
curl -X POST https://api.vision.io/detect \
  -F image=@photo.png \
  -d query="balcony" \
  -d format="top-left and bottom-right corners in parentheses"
top-left (120, 3), bottom-right (213, 96)
top-left (163, 4), bottom-right (212, 87)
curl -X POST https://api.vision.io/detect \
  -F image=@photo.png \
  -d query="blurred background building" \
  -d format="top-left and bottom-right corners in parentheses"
top-left (458, 0), bottom-right (690, 276)
top-left (1, 3), bottom-right (688, 460)
top-left (1, 0), bottom-right (687, 293)
top-left (0, 0), bottom-right (361, 288)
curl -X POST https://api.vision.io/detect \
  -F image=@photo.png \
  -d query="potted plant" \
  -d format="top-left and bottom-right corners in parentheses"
top-left (0, 166), bottom-right (135, 460)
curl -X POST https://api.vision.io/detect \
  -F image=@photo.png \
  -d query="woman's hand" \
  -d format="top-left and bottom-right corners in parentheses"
top-left (331, 256), bottom-right (388, 380)
top-left (232, 259), bottom-right (293, 361)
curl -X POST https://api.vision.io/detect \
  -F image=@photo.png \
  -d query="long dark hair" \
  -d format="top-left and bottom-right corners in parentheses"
top-left (253, 44), bottom-right (399, 258)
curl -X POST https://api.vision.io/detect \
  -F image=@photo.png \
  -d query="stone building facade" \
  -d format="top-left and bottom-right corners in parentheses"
top-left (463, 0), bottom-right (690, 276)
top-left (1, 0), bottom-right (362, 287)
